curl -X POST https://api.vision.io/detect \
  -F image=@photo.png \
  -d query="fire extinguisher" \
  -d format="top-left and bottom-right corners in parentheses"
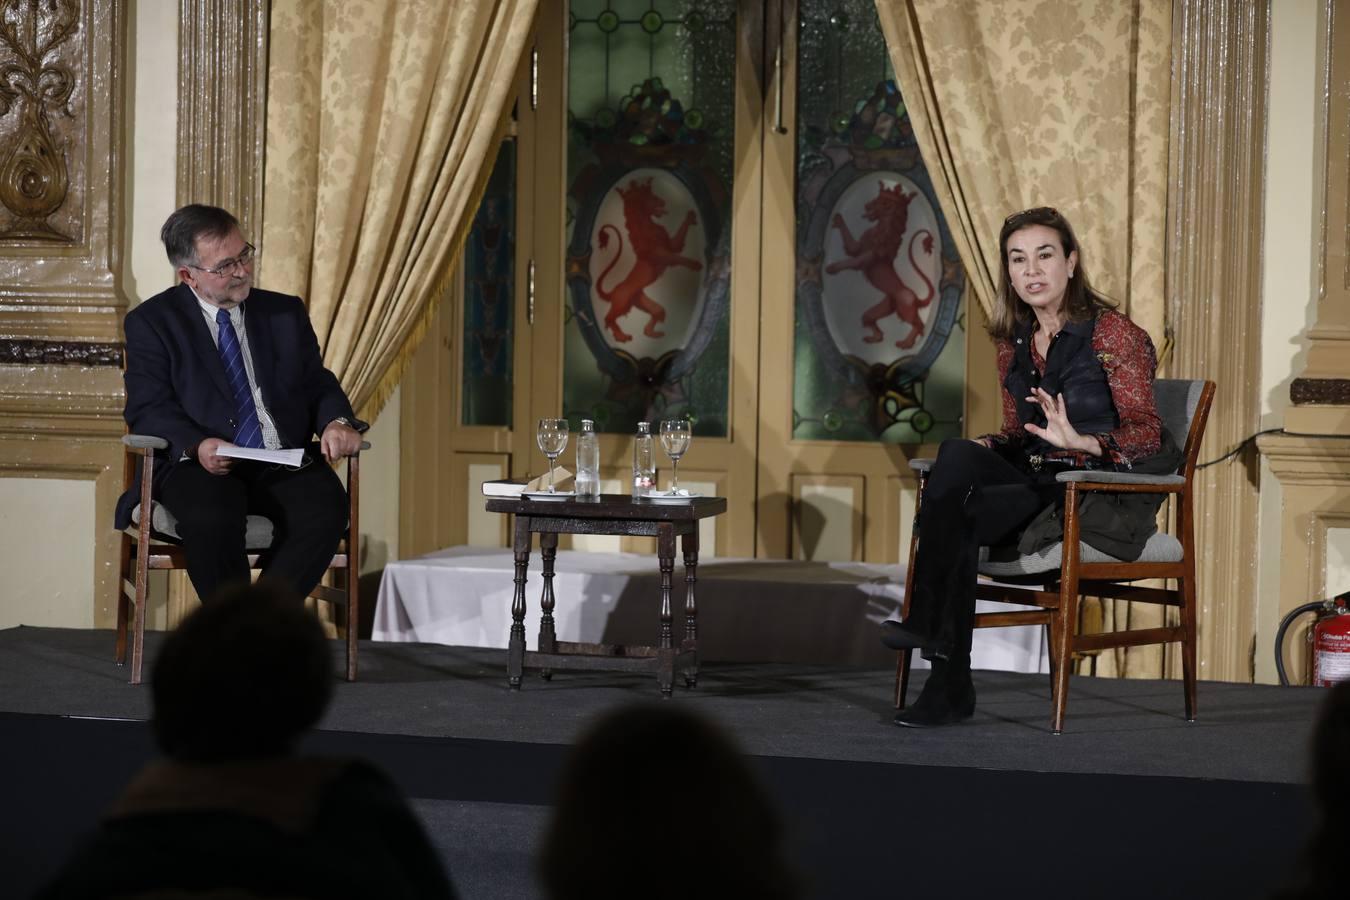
top-left (1275, 590), bottom-right (1350, 686)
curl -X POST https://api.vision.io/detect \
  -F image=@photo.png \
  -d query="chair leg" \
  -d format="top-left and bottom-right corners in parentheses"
top-left (894, 471), bottom-right (924, 709)
top-left (1044, 621), bottom-right (1057, 690)
top-left (894, 649), bottom-right (912, 709)
top-left (1180, 572), bottom-right (1198, 722)
top-left (344, 452), bottom-right (360, 682)
top-left (345, 561), bottom-right (359, 682)
top-left (1050, 590), bottom-right (1078, 735)
top-left (115, 535), bottom-right (132, 666)
top-left (130, 538), bottom-right (150, 685)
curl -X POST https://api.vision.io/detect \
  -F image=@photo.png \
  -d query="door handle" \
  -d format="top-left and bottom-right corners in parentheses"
top-left (527, 258), bottom-right (536, 326)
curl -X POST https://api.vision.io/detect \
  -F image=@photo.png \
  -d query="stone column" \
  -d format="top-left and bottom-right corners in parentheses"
top-left (1260, 0), bottom-right (1350, 679)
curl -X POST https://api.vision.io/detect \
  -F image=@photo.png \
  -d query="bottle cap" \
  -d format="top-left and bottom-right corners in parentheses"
top-left (638, 421), bottom-right (651, 434)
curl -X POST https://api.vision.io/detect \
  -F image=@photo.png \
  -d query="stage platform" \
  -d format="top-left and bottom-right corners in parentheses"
top-left (0, 625), bottom-right (1323, 900)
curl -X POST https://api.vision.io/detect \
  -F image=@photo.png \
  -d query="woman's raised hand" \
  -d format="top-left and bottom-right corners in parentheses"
top-left (1022, 387), bottom-right (1102, 456)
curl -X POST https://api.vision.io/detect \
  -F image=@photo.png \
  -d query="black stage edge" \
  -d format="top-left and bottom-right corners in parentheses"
top-left (0, 626), bottom-right (1323, 900)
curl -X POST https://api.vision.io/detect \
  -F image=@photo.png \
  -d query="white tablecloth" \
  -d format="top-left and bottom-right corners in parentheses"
top-left (373, 546), bottom-right (1048, 672)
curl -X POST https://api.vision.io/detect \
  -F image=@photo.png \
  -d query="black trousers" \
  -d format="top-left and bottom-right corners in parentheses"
top-left (906, 439), bottom-right (1060, 666)
top-left (159, 454), bottom-right (349, 603)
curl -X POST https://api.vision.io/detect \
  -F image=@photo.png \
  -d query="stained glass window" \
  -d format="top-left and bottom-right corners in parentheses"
top-left (564, 0), bottom-right (736, 437)
top-left (793, 0), bottom-right (967, 443)
top-left (461, 140), bottom-right (516, 427)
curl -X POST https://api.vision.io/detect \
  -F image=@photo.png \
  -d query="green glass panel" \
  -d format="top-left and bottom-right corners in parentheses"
top-left (460, 140), bottom-right (516, 427)
top-left (794, 0), bottom-right (967, 443)
top-left (564, 1), bottom-right (736, 437)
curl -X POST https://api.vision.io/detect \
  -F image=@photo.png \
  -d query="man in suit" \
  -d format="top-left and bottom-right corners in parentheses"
top-left (115, 204), bottom-right (366, 603)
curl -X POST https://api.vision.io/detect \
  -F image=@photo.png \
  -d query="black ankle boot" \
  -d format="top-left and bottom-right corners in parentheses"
top-left (894, 668), bottom-right (975, 728)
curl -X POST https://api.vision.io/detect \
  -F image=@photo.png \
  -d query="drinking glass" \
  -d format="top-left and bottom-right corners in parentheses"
top-left (536, 418), bottom-right (569, 492)
top-left (659, 419), bottom-right (692, 494)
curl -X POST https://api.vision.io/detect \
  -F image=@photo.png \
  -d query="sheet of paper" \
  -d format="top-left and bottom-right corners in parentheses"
top-left (216, 445), bottom-right (305, 467)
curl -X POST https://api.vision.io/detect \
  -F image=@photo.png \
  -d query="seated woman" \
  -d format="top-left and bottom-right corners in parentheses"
top-left (881, 206), bottom-right (1167, 728)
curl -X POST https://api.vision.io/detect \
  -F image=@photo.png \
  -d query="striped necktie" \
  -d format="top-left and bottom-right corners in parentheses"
top-left (215, 307), bottom-right (264, 448)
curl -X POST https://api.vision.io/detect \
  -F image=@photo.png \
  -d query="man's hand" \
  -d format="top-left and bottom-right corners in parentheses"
top-left (197, 437), bottom-right (235, 475)
top-left (1022, 387), bottom-right (1102, 456)
top-left (320, 420), bottom-right (362, 462)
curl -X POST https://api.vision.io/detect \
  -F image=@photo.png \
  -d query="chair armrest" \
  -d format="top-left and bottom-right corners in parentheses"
top-left (1055, 470), bottom-right (1185, 493)
top-left (909, 458), bottom-right (934, 473)
top-left (123, 434), bottom-right (169, 450)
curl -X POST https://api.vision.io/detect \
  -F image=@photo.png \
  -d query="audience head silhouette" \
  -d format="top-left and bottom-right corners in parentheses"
top-left (151, 580), bottom-right (332, 762)
top-left (540, 703), bottom-right (800, 900)
top-left (1310, 680), bottom-right (1350, 812)
top-left (1274, 680), bottom-right (1350, 900)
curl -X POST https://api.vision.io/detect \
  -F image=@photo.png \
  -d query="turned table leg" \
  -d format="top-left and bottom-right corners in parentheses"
top-left (508, 516), bottom-right (532, 690)
top-left (539, 531), bottom-right (558, 680)
top-left (681, 528), bottom-right (700, 688)
top-left (657, 522), bottom-right (675, 698)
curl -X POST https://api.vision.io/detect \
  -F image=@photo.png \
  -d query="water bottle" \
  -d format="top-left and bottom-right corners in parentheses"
top-left (632, 421), bottom-right (655, 498)
top-left (575, 419), bottom-right (600, 500)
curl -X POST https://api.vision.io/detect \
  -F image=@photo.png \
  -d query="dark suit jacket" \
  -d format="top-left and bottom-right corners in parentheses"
top-left (115, 284), bottom-right (359, 529)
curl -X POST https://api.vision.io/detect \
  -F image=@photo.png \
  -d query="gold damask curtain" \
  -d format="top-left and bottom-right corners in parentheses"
top-left (875, 0), bottom-right (1172, 344)
top-left (262, 0), bottom-right (538, 420)
top-left (876, 0), bottom-right (1174, 678)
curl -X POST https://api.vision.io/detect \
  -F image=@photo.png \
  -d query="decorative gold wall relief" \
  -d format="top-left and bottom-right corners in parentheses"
top-left (0, 0), bottom-right (120, 345)
top-left (0, 0), bottom-right (80, 244)
top-left (0, 0), bottom-right (123, 630)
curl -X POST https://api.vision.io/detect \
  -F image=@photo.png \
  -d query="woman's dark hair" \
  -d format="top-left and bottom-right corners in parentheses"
top-left (539, 704), bottom-right (801, 900)
top-left (151, 580), bottom-right (333, 762)
top-left (160, 204), bottom-right (241, 269)
top-left (988, 206), bottom-right (1115, 341)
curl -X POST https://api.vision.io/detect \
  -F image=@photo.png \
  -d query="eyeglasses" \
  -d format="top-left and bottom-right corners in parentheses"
top-left (1004, 207), bottom-right (1059, 225)
top-left (188, 243), bottom-right (257, 277)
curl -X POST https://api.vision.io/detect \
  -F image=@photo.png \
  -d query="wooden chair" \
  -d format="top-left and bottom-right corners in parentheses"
top-left (115, 435), bottom-right (367, 685)
top-left (893, 379), bottom-right (1216, 733)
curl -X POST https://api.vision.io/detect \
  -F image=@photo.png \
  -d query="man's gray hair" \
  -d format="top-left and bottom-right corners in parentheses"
top-left (160, 204), bottom-right (241, 269)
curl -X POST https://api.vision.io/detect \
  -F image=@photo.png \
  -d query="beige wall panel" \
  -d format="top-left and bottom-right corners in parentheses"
top-left (0, 477), bottom-right (95, 628)
top-left (792, 474), bottom-right (862, 562)
top-left (886, 474), bottom-right (917, 567)
top-left (0, 433), bottom-right (122, 625)
top-left (619, 472), bottom-right (723, 557)
top-left (466, 459), bottom-right (507, 548)
top-left (1329, 527), bottom-right (1350, 597)
top-left (448, 452), bottom-right (508, 551)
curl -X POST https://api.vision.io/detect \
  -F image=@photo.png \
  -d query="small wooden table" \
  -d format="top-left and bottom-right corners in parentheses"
top-left (484, 493), bottom-right (727, 696)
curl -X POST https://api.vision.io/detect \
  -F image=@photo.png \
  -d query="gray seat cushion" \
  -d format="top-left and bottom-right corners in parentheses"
top-left (130, 501), bottom-right (275, 550)
top-left (978, 531), bottom-right (1183, 578)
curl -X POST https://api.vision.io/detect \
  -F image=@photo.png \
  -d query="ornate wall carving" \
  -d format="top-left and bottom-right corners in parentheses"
top-left (1165, 0), bottom-right (1269, 682)
top-left (0, 0), bottom-right (80, 243)
top-left (0, 0), bottom-right (124, 344)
